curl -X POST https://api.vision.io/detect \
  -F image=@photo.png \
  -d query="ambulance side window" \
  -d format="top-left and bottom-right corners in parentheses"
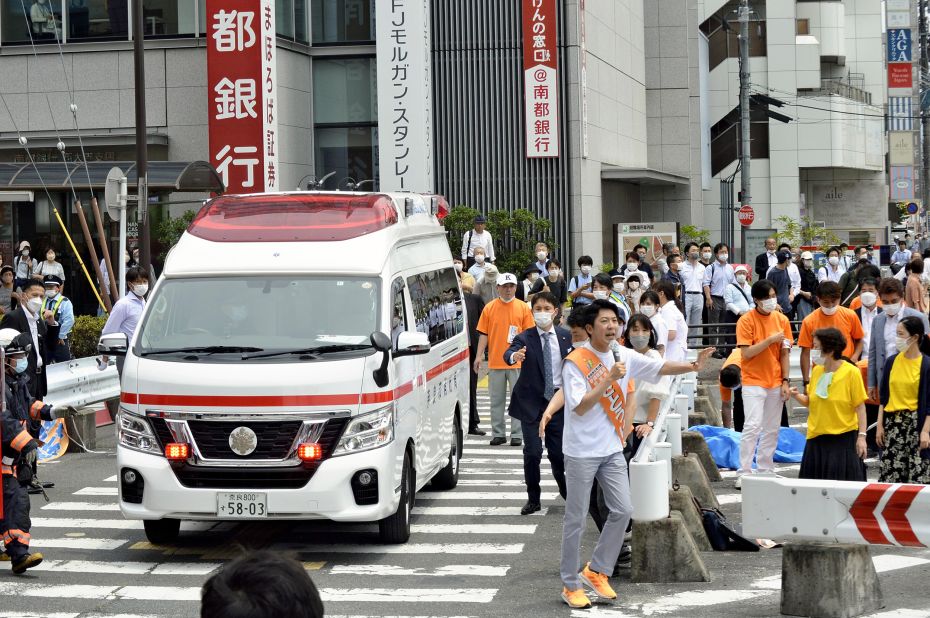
top-left (406, 267), bottom-right (463, 345)
top-left (391, 278), bottom-right (408, 352)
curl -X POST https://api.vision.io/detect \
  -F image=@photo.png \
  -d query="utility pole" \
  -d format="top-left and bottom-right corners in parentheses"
top-left (132, 0), bottom-right (151, 274)
top-left (738, 0), bottom-right (751, 261)
top-left (922, 0), bottom-right (930, 231)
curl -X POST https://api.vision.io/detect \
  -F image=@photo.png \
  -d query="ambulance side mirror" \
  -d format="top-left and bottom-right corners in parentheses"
top-left (394, 332), bottom-right (431, 357)
top-left (370, 331), bottom-right (392, 388)
top-left (98, 333), bottom-right (129, 356)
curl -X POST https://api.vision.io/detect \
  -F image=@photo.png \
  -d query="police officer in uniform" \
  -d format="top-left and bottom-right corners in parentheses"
top-left (0, 329), bottom-right (76, 573)
top-left (41, 275), bottom-right (74, 364)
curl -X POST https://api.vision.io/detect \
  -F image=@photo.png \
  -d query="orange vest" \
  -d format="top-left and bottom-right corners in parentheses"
top-left (567, 347), bottom-right (628, 440)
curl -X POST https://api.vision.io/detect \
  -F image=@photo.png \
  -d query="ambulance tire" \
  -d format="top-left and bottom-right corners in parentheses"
top-left (379, 452), bottom-right (414, 544)
top-left (143, 518), bottom-right (180, 544)
top-left (432, 414), bottom-right (461, 490)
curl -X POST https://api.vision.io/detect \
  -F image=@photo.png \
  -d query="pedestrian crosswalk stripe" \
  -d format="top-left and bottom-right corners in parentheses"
top-left (410, 524), bottom-right (536, 534)
top-left (29, 559), bottom-right (222, 576)
top-left (418, 491), bottom-right (559, 501)
top-left (0, 582), bottom-right (200, 601)
top-left (459, 479), bottom-right (556, 487)
top-left (73, 487), bottom-right (119, 496)
top-left (460, 469), bottom-right (529, 476)
top-left (328, 564), bottom-right (510, 577)
top-left (718, 493), bottom-right (741, 505)
top-left (320, 588), bottom-right (497, 603)
top-left (281, 543), bottom-right (524, 554)
top-left (31, 518), bottom-right (218, 531)
top-left (412, 506), bottom-right (548, 516)
top-left (103, 475), bottom-right (117, 482)
top-left (462, 449), bottom-right (523, 455)
top-left (461, 458), bottom-right (548, 465)
top-left (32, 537), bottom-right (127, 550)
top-left (41, 502), bottom-right (120, 511)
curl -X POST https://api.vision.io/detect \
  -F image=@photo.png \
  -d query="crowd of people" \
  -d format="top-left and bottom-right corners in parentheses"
top-left (458, 215), bottom-right (930, 607)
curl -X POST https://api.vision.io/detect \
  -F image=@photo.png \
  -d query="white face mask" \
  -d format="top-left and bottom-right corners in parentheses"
top-left (25, 297), bottom-right (42, 315)
top-left (475, 254), bottom-right (485, 264)
top-left (548, 269), bottom-right (560, 278)
top-left (896, 335), bottom-right (912, 354)
top-left (860, 292), bottom-right (877, 307)
top-left (44, 289), bottom-right (57, 299)
top-left (453, 263), bottom-right (463, 273)
top-left (884, 302), bottom-right (901, 317)
top-left (626, 263), bottom-right (638, 273)
top-left (718, 253), bottom-right (728, 262)
top-left (581, 265), bottom-right (592, 275)
top-left (701, 252), bottom-right (712, 261)
top-left (803, 259), bottom-right (813, 268)
top-left (592, 290), bottom-right (608, 300)
top-left (536, 251), bottom-right (547, 262)
top-left (736, 274), bottom-right (747, 284)
top-left (821, 305), bottom-right (838, 316)
top-left (132, 283), bottom-right (149, 297)
top-left (828, 256), bottom-right (839, 266)
top-left (613, 283), bottom-right (624, 293)
top-left (528, 273), bottom-right (539, 283)
top-left (533, 311), bottom-right (553, 329)
top-left (812, 348), bottom-right (825, 365)
top-left (760, 298), bottom-right (778, 313)
top-left (640, 304), bottom-right (656, 317)
top-left (499, 295), bottom-right (514, 304)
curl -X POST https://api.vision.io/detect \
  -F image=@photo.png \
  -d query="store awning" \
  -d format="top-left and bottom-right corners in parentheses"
top-left (0, 161), bottom-right (224, 194)
top-left (601, 165), bottom-right (689, 186)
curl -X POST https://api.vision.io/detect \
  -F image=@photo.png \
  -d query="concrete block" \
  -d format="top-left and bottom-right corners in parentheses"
top-left (696, 384), bottom-right (711, 398)
top-left (694, 395), bottom-right (723, 427)
top-left (632, 511), bottom-right (711, 583)
top-left (65, 408), bottom-right (97, 453)
top-left (668, 485), bottom-right (712, 551)
top-left (781, 543), bottom-right (882, 618)
top-left (682, 431), bottom-right (723, 481)
top-left (672, 454), bottom-right (719, 509)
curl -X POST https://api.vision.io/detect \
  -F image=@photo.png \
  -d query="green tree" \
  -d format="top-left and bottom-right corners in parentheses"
top-left (680, 225), bottom-right (710, 246)
top-left (773, 215), bottom-right (841, 252)
top-left (444, 206), bottom-right (556, 276)
top-left (155, 210), bottom-right (197, 262)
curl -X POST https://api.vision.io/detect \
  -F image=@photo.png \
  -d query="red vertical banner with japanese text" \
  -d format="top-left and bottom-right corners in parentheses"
top-left (206, 0), bottom-right (278, 194)
top-left (523, 0), bottom-right (559, 158)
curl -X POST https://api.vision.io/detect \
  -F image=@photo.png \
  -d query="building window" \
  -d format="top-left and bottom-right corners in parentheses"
top-left (276, 0), bottom-right (308, 43)
top-left (2, 0), bottom-right (63, 43)
top-left (312, 0), bottom-right (374, 44)
top-left (67, 0), bottom-right (128, 41)
top-left (796, 18), bottom-right (810, 35)
top-left (313, 57), bottom-right (378, 187)
top-left (141, 0), bottom-right (196, 37)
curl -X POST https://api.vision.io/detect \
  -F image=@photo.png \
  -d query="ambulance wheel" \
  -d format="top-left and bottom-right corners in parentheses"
top-left (432, 414), bottom-right (461, 490)
top-left (143, 518), bottom-right (180, 544)
top-left (379, 452), bottom-right (414, 544)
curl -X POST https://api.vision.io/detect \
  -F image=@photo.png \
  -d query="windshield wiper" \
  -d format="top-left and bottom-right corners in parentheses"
top-left (141, 346), bottom-right (265, 357)
top-left (242, 343), bottom-right (372, 360)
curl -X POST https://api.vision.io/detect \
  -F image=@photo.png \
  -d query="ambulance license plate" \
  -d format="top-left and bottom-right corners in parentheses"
top-left (216, 492), bottom-right (267, 518)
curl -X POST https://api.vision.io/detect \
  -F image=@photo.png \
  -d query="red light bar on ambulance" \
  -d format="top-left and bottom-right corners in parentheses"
top-left (188, 194), bottom-right (398, 242)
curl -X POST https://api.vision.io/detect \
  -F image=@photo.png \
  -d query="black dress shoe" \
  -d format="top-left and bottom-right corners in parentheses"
top-left (520, 501), bottom-right (541, 515)
top-left (468, 428), bottom-right (487, 436)
top-left (510, 438), bottom-right (522, 447)
top-left (489, 437), bottom-right (506, 446)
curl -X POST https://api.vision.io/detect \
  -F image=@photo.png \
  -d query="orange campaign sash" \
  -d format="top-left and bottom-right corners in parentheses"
top-left (567, 347), bottom-right (627, 440)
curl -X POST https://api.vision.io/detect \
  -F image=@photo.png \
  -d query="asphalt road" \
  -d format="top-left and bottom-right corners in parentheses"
top-left (1, 390), bottom-right (929, 617)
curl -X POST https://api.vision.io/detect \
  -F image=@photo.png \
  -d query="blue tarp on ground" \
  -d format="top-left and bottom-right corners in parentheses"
top-left (689, 425), bottom-right (806, 470)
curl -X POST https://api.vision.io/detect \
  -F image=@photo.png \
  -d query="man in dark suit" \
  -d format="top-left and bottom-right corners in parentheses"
top-left (754, 236), bottom-right (777, 282)
top-left (0, 280), bottom-right (47, 399)
top-left (504, 292), bottom-right (572, 515)
top-left (463, 281), bottom-right (486, 435)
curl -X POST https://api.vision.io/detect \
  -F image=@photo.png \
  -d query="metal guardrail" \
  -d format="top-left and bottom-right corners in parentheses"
top-left (43, 356), bottom-right (120, 410)
top-left (632, 374), bottom-right (684, 465)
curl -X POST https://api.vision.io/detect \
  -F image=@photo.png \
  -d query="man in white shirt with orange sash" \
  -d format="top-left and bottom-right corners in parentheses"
top-left (557, 299), bottom-right (714, 608)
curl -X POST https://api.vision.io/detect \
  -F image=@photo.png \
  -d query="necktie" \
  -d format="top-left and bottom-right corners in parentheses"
top-left (542, 332), bottom-right (554, 400)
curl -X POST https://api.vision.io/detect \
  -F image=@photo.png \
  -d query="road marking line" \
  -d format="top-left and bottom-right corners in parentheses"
top-left (320, 588), bottom-right (497, 603)
top-left (459, 479), bottom-right (556, 487)
top-left (73, 487), bottom-right (118, 496)
top-left (636, 589), bottom-right (761, 614)
top-left (872, 554), bottom-right (930, 572)
top-left (459, 470), bottom-right (527, 476)
top-left (461, 458), bottom-right (548, 465)
top-left (41, 502), bottom-right (120, 511)
top-left (863, 610), bottom-right (930, 618)
top-left (102, 475), bottom-right (117, 482)
top-left (717, 493), bottom-right (742, 505)
top-left (29, 559), bottom-right (222, 576)
top-left (291, 543), bottom-right (524, 554)
top-left (412, 506), bottom-right (548, 516)
top-left (328, 564), bottom-right (510, 577)
top-left (31, 537), bottom-right (127, 550)
top-left (418, 491), bottom-right (559, 501)
top-left (411, 524), bottom-right (536, 534)
top-left (31, 518), bottom-right (216, 531)
top-left (0, 583), bottom-right (201, 601)
top-left (461, 449), bottom-right (524, 455)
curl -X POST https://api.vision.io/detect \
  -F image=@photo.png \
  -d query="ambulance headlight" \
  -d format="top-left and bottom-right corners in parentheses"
top-left (117, 410), bottom-right (160, 454)
top-left (333, 405), bottom-right (395, 455)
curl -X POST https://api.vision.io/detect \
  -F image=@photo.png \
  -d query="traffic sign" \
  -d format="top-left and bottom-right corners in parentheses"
top-left (907, 201), bottom-right (920, 214)
top-left (738, 205), bottom-right (755, 227)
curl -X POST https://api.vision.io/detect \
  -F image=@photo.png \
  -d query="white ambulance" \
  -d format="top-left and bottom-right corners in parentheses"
top-left (99, 191), bottom-right (469, 544)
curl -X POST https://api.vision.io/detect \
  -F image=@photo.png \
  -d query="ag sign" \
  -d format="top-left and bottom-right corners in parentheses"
top-left (888, 29), bottom-right (912, 62)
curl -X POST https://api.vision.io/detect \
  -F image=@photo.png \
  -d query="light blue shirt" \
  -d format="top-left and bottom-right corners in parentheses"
top-left (724, 281), bottom-right (754, 315)
top-left (43, 295), bottom-right (75, 339)
top-left (102, 294), bottom-right (146, 342)
top-left (567, 272), bottom-right (593, 305)
top-left (702, 261), bottom-right (735, 296)
top-left (892, 249), bottom-right (912, 265)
